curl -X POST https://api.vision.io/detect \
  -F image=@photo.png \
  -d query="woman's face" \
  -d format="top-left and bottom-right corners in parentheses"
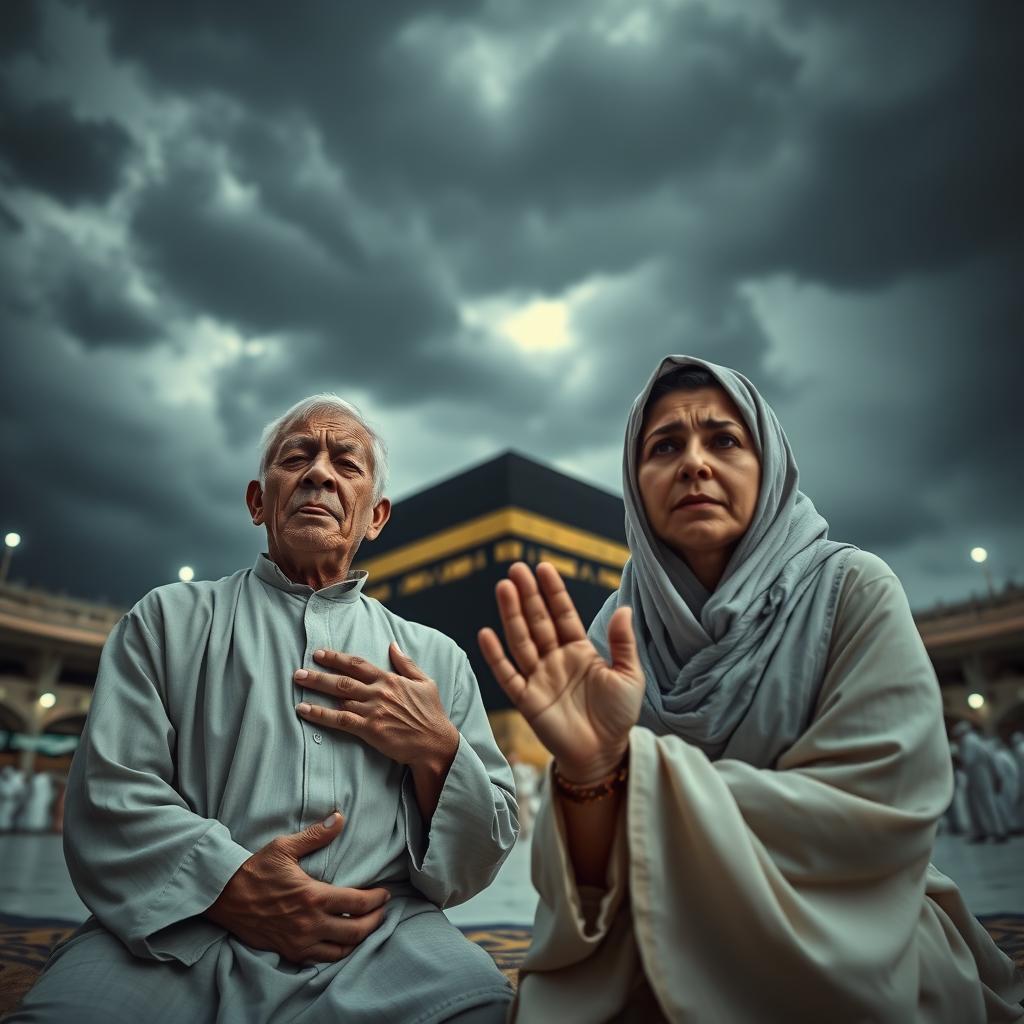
top-left (637, 386), bottom-right (761, 585)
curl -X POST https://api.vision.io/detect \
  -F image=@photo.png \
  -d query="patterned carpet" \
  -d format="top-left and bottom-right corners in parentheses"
top-left (0, 916), bottom-right (532, 1017)
top-left (1, 914), bottom-right (1020, 1017)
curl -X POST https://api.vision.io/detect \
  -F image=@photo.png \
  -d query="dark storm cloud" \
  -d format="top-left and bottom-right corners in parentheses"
top-left (3, 221), bottom-right (160, 350)
top-left (64, 0), bottom-right (1023, 289)
top-left (52, 264), bottom-right (158, 348)
top-left (0, 304), bottom-right (255, 602)
top-left (734, 9), bottom-right (1024, 288)
top-left (125, 149), bottom-right (526, 432)
top-left (0, 0), bottom-right (43, 58)
top-left (218, 115), bottom-right (369, 272)
top-left (131, 153), bottom-right (453, 343)
top-left (102, 0), bottom-right (1003, 351)
top-left (0, 87), bottom-right (137, 204)
top-left (2, 0), bottom-right (1022, 607)
top-left (81, 0), bottom-right (794, 204)
top-left (88, 0), bottom-right (804, 443)
top-left (76, 0), bottom-right (478, 142)
top-left (400, 3), bottom-right (1021, 298)
top-left (752, 244), bottom-right (1024, 558)
top-left (0, 201), bottom-right (22, 233)
top-left (900, 248), bottom-right (1022, 496)
top-left (568, 268), bottom-right (777, 430)
top-left (124, 125), bottom-right (564, 436)
top-left (475, 8), bottom-right (797, 204)
top-left (131, 160), bottom-right (351, 331)
top-left (208, 315), bottom-right (560, 457)
top-left (88, 0), bottom-right (1022, 309)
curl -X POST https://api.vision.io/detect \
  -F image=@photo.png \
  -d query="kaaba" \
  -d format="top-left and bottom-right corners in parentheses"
top-left (353, 451), bottom-right (628, 761)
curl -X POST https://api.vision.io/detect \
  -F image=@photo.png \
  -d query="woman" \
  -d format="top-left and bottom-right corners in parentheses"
top-left (478, 356), bottom-right (1023, 1022)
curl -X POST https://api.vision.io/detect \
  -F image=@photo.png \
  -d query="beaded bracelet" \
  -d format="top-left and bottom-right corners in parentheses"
top-left (553, 759), bottom-right (628, 803)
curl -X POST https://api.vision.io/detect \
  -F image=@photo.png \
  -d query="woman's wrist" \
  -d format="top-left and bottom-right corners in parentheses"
top-left (554, 743), bottom-right (630, 787)
top-left (554, 759), bottom-right (628, 804)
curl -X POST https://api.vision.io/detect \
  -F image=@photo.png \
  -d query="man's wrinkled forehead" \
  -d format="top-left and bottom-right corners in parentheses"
top-left (275, 414), bottom-right (372, 458)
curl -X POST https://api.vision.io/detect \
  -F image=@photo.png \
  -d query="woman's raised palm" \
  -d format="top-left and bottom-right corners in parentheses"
top-left (478, 562), bottom-right (645, 781)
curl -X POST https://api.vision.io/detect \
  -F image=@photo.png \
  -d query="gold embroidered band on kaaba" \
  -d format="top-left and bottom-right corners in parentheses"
top-left (356, 506), bottom-right (630, 603)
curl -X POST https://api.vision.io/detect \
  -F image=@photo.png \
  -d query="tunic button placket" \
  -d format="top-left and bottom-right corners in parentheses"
top-left (302, 594), bottom-right (336, 879)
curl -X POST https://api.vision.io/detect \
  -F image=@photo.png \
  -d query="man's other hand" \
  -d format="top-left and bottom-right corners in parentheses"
top-left (205, 812), bottom-right (390, 964)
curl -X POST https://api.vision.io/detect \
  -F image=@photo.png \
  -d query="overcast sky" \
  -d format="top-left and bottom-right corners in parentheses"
top-left (1, 0), bottom-right (1021, 611)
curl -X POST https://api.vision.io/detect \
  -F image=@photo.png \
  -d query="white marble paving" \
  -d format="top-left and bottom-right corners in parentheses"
top-left (0, 831), bottom-right (1019, 927)
top-left (445, 837), bottom-right (536, 926)
top-left (932, 832), bottom-right (1024, 916)
top-left (0, 834), bottom-right (88, 921)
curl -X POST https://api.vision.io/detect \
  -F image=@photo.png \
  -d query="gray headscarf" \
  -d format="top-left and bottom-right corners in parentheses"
top-left (589, 355), bottom-right (856, 768)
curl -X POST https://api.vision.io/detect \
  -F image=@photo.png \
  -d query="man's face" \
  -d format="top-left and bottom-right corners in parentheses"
top-left (636, 387), bottom-right (761, 568)
top-left (247, 412), bottom-right (389, 567)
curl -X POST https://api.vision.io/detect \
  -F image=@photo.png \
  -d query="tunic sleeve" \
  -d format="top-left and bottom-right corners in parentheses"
top-left (63, 610), bottom-right (252, 964)
top-left (402, 651), bottom-right (518, 908)
top-left (517, 556), bottom-right (1024, 1023)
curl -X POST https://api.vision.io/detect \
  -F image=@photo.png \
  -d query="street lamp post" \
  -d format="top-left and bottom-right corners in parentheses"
top-left (970, 547), bottom-right (995, 599)
top-left (0, 532), bottom-right (21, 583)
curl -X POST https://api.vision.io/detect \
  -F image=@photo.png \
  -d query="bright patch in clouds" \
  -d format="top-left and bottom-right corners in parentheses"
top-left (463, 295), bottom-right (573, 352)
top-left (218, 170), bottom-right (258, 211)
top-left (463, 281), bottom-right (603, 354)
top-left (499, 299), bottom-right (572, 352)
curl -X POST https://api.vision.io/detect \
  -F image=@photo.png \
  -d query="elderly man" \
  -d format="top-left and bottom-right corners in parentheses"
top-left (14, 395), bottom-right (519, 1024)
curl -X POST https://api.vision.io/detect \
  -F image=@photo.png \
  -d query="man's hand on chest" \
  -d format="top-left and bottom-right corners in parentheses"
top-left (294, 643), bottom-right (460, 775)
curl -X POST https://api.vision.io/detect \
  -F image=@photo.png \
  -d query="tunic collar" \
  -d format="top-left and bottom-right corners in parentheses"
top-left (253, 554), bottom-right (368, 603)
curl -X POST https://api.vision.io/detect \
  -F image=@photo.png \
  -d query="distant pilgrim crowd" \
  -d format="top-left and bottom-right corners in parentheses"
top-left (945, 725), bottom-right (1024, 842)
top-left (0, 767), bottom-right (63, 833)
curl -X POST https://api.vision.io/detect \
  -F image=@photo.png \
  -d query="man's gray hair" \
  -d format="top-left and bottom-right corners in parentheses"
top-left (258, 394), bottom-right (389, 502)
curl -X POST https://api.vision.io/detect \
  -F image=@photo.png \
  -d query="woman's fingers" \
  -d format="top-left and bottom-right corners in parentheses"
top-left (508, 562), bottom-right (560, 655)
top-left (606, 606), bottom-right (642, 680)
top-left (477, 627), bottom-right (528, 706)
top-left (495, 575), bottom-right (540, 675)
top-left (535, 562), bottom-right (588, 644)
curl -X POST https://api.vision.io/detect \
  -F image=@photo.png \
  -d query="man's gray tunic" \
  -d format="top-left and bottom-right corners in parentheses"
top-left (43, 556), bottom-right (518, 1023)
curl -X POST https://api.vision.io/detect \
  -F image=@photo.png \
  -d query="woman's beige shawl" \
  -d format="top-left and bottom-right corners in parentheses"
top-left (513, 552), bottom-right (1024, 1023)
